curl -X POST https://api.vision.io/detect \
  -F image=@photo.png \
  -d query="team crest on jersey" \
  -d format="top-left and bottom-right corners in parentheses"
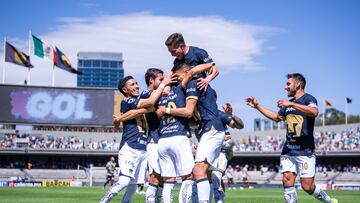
top-left (126, 98), bottom-right (135, 103)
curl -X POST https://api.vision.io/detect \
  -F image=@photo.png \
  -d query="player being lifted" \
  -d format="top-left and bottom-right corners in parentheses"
top-left (104, 156), bottom-right (117, 189)
top-left (246, 73), bottom-right (337, 203)
top-left (157, 62), bottom-right (224, 203)
top-left (100, 73), bottom-right (175, 203)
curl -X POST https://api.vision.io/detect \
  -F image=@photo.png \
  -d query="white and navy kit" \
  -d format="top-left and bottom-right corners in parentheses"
top-left (118, 91), bottom-right (150, 180)
top-left (278, 93), bottom-right (318, 177)
top-left (157, 81), bottom-right (197, 177)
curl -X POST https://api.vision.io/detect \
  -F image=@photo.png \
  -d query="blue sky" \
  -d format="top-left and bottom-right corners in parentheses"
top-left (1, 0), bottom-right (359, 130)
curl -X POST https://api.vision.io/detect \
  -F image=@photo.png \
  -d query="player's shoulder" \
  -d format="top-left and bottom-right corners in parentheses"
top-left (303, 93), bottom-right (317, 104)
top-left (140, 90), bottom-right (151, 98)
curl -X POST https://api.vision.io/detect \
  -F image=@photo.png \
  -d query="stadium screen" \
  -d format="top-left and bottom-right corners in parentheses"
top-left (0, 85), bottom-right (123, 126)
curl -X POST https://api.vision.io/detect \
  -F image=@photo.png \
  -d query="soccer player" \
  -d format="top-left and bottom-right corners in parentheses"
top-left (158, 62), bottom-right (225, 203)
top-left (165, 32), bottom-right (219, 91)
top-left (211, 103), bottom-right (244, 203)
top-left (113, 68), bottom-right (168, 203)
top-left (100, 73), bottom-right (175, 203)
top-left (246, 73), bottom-right (337, 203)
top-left (104, 156), bottom-right (117, 189)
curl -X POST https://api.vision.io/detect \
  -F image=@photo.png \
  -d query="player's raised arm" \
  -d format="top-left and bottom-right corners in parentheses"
top-left (246, 96), bottom-right (283, 122)
top-left (181, 62), bottom-right (216, 89)
top-left (138, 72), bottom-right (176, 108)
top-left (197, 64), bottom-right (219, 91)
top-left (223, 103), bottom-right (244, 129)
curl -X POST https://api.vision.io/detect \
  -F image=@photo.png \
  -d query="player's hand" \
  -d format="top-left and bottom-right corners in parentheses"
top-left (245, 96), bottom-right (259, 108)
top-left (223, 103), bottom-right (233, 115)
top-left (277, 99), bottom-right (293, 107)
top-left (197, 77), bottom-right (210, 91)
top-left (113, 115), bottom-right (121, 129)
top-left (156, 106), bottom-right (166, 118)
top-left (161, 72), bottom-right (177, 86)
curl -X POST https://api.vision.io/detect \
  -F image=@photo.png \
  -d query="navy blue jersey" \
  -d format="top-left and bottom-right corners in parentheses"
top-left (189, 82), bottom-right (225, 136)
top-left (278, 93), bottom-right (318, 156)
top-left (174, 46), bottom-right (213, 78)
top-left (158, 80), bottom-right (198, 138)
top-left (146, 111), bottom-right (160, 144)
top-left (219, 110), bottom-right (232, 135)
top-left (120, 91), bottom-right (150, 151)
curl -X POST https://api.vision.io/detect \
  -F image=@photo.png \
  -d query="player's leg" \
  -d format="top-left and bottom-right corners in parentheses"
top-left (280, 155), bottom-right (298, 203)
top-left (146, 173), bottom-right (161, 203)
top-left (163, 177), bottom-right (176, 203)
top-left (176, 136), bottom-right (195, 203)
top-left (207, 169), bottom-right (214, 203)
top-left (194, 130), bottom-right (224, 203)
top-left (212, 170), bottom-right (225, 203)
top-left (104, 176), bottom-right (111, 188)
top-left (297, 155), bottom-right (336, 203)
top-left (100, 145), bottom-right (143, 203)
top-left (121, 181), bottom-right (137, 203)
top-left (146, 143), bottom-right (162, 203)
top-left (158, 137), bottom-right (177, 203)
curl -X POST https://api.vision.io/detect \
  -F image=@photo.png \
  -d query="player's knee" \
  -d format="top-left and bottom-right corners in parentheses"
top-left (301, 184), bottom-right (314, 194)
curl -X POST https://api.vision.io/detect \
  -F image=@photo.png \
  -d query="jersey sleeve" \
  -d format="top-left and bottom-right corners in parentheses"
top-left (196, 48), bottom-right (213, 64)
top-left (185, 79), bottom-right (199, 100)
top-left (121, 97), bottom-right (140, 113)
top-left (140, 90), bottom-right (151, 99)
top-left (305, 94), bottom-right (318, 108)
top-left (218, 110), bottom-right (232, 126)
top-left (278, 107), bottom-right (286, 121)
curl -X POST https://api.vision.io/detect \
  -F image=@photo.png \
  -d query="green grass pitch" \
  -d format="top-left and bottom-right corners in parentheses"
top-left (0, 187), bottom-right (358, 203)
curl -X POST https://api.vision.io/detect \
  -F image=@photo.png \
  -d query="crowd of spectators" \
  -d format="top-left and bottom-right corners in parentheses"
top-left (232, 127), bottom-right (360, 152)
top-left (0, 134), bottom-right (119, 150)
top-left (0, 127), bottom-right (359, 152)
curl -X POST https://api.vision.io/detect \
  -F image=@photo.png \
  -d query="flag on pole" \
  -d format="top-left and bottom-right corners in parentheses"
top-left (54, 47), bottom-right (82, 74)
top-left (346, 97), bottom-right (352, 104)
top-left (5, 42), bottom-right (34, 68)
top-left (32, 35), bottom-right (54, 61)
top-left (324, 100), bottom-right (332, 107)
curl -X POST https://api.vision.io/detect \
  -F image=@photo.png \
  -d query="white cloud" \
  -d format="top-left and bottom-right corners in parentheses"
top-left (0, 12), bottom-right (280, 87)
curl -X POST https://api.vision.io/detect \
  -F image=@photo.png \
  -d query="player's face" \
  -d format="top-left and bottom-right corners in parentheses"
top-left (167, 44), bottom-right (186, 60)
top-left (123, 79), bottom-right (140, 97)
top-left (152, 73), bottom-right (164, 89)
top-left (174, 69), bottom-right (186, 82)
top-left (285, 78), bottom-right (297, 97)
top-left (110, 157), bottom-right (115, 162)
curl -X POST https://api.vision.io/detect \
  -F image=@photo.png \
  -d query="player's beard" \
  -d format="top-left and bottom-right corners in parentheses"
top-left (287, 88), bottom-right (296, 97)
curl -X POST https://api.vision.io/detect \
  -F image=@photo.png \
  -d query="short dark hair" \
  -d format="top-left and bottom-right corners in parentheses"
top-left (171, 63), bottom-right (190, 72)
top-left (118, 76), bottom-right (134, 95)
top-left (165, 33), bottom-right (186, 48)
top-left (145, 68), bottom-right (163, 86)
top-left (287, 73), bottom-right (306, 89)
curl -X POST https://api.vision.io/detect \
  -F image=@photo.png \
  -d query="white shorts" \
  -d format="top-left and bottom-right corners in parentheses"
top-left (280, 155), bottom-right (316, 178)
top-left (147, 143), bottom-right (161, 175)
top-left (158, 136), bottom-right (194, 177)
top-left (213, 152), bottom-right (228, 172)
top-left (118, 144), bottom-right (147, 182)
top-left (195, 129), bottom-right (225, 168)
top-left (136, 150), bottom-right (148, 184)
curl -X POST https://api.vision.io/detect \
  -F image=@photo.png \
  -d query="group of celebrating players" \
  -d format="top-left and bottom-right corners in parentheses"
top-left (100, 33), bottom-right (338, 203)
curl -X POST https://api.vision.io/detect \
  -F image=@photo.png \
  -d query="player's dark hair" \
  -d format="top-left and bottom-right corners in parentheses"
top-left (287, 73), bottom-right (306, 89)
top-left (165, 33), bottom-right (186, 48)
top-left (171, 63), bottom-right (190, 72)
top-left (118, 76), bottom-right (134, 95)
top-left (145, 68), bottom-right (163, 86)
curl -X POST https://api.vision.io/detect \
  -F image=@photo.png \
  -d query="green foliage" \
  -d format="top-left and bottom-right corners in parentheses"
top-left (316, 108), bottom-right (360, 126)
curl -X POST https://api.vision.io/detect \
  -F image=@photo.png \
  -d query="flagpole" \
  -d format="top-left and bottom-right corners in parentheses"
top-left (322, 100), bottom-right (325, 127)
top-left (27, 30), bottom-right (32, 85)
top-left (52, 64), bottom-right (55, 87)
top-left (345, 98), bottom-right (348, 126)
top-left (2, 37), bottom-right (6, 84)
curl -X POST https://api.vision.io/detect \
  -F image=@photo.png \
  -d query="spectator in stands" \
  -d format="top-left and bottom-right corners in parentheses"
top-left (233, 165), bottom-right (242, 183)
